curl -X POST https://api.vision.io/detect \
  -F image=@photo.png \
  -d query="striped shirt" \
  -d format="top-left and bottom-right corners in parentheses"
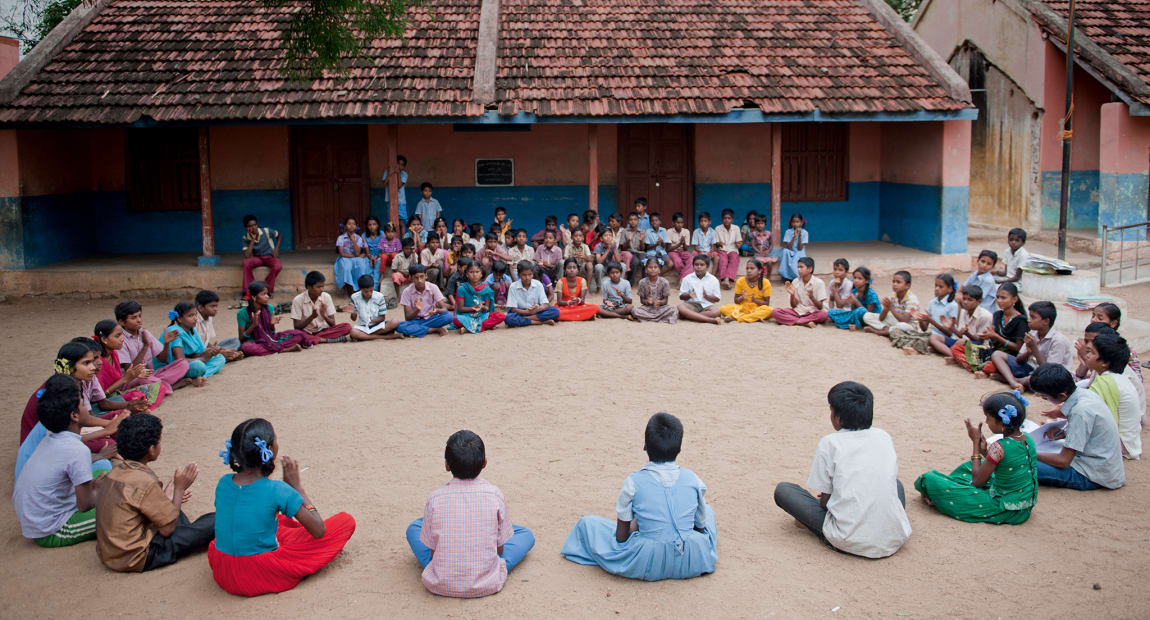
top-left (419, 477), bottom-right (514, 598)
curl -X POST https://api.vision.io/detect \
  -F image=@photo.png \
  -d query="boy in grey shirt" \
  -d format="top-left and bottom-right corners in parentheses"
top-left (1030, 363), bottom-right (1125, 490)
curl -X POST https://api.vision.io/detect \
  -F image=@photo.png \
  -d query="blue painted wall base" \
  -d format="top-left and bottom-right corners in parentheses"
top-left (197, 255), bottom-right (221, 266)
top-left (1041, 169), bottom-right (1099, 232)
top-left (878, 183), bottom-right (968, 254)
top-left (1099, 172), bottom-right (1149, 240)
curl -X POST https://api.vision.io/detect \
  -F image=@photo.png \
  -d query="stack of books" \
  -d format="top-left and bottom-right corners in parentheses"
top-left (1064, 295), bottom-right (1113, 311)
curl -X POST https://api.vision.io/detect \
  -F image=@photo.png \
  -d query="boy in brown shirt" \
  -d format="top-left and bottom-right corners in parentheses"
top-left (95, 413), bottom-right (215, 572)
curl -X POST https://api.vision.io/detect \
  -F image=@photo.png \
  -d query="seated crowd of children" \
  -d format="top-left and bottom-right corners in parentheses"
top-left (12, 208), bottom-right (1146, 600)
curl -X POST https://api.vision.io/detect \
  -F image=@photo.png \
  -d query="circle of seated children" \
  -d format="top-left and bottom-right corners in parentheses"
top-left (11, 224), bottom-right (1142, 598)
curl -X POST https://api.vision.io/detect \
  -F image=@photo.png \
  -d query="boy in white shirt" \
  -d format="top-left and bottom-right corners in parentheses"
top-left (349, 274), bottom-right (402, 340)
top-left (774, 381), bottom-right (911, 559)
top-left (995, 228), bottom-right (1030, 288)
top-left (677, 254), bottom-right (723, 325)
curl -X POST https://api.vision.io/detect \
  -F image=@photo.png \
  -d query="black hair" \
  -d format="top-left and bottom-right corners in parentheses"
top-left (544, 229), bottom-right (557, 238)
top-left (445, 430), bottom-right (485, 479)
top-left (797, 256), bottom-right (814, 270)
top-left (469, 222), bottom-right (484, 237)
top-left (566, 212), bottom-right (578, 222)
top-left (893, 270), bottom-right (911, 285)
top-left (426, 231), bottom-right (440, 243)
top-left (169, 301), bottom-right (196, 327)
top-left (516, 260), bottom-right (534, 275)
top-left (56, 340), bottom-right (92, 374)
top-left (1030, 363), bottom-right (1077, 398)
top-left (195, 290), bottom-right (219, 307)
top-left (649, 212), bottom-right (662, 222)
top-left (544, 215), bottom-right (557, 225)
top-left (981, 392), bottom-right (1027, 434)
top-left (828, 381), bottom-right (873, 430)
top-left (226, 418), bottom-right (278, 476)
top-left (853, 266), bottom-right (872, 295)
top-left (247, 281), bottom-right (268, 320)
top-left (116, 413), bottom-right (163, 461)
top-left (70, 336), bottom-right (101, 354)
top-left (978, 249), bottom-right (999, 265)
top-left (407, 215), bottom-right (423, 227)
top-left (698, 211), bottom-right (711, 222)
top-left (365, 215), bottom-right (382, 233)
top-left (432, 216), bottom-right (447, 229)
top-left (721, 208), bottom-right (734, 218)
top-left (38, 374), bottom-right (81, 433)
top-left (397, 154), bottom-right (407, 165)
top-left (1008, 227), bottom-right (1027, 242)
top-left (936, 273), bottom-right (957, 302)
top-left (304, 270), bottom-right (325, 287)
top-left (582, 209), bottom-right (597, 224)
top-left (833, 258), bottom-right (849, 272)
top-left (357, 274), bottom-right (375, 289)
top-left (644, 412), bottom-right (683, 462)
top-left (464, 258), bottom-right (483, 277)
top-left (1028, 300), bottom-right (1057, 326)
top-left (692, 253), bottom-right (711, 266)
top-left (495, 206), bottom-right (507, 215)
top-left (1095, 302), bottom-right (1121, 328)
top-left (788, 212), bottom-right (805, 226)
top-left (342, 215), bottom-right (358, 227)
top-left (745, 258), bottom-right (766, 288)
top-left (115, 300), bottom-right (142, 322)
top-left (401, 237), bottom-right (415, 248)
top-left (634, 196), bottom-right (648, 207)
top-left (492, 260), bottom-right (508, 276)
top-left (997, 282), bottom-right (1026, 314)
top-left (93, 319), bottom-right (118, 358)
top-left (420, 181), bottom-right (433, 191)
top-left (242, 214), bottom-right (257, 226)
top-left (672, 211), bottom-right (684, 222)
top-left (409, 263), bottom-right (426, 275)
top-left (643, 256), bottom-right (662, 270)
top-left (1085, 321), bottom-right (1117, 336)
top-left (1091, 333), bottom-right (1131, 373)
top-left (606, 261), bottom-right (623, 274)
top-left (484, 232), bottom-right (498, 242)
top-left (460, 244), bottom-right (476, 256)
top-left (384, 221), bottom-right (397, 233)
top-left (960, 284), bottom-right (983, 301)
top-left (607, 212), bottom-right (621, 223)
top-left (563, 257), bottom-right (579, 273)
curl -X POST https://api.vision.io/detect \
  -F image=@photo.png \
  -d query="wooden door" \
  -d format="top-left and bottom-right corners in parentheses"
top-left (292, 126), bottom-right (370, 249)
top-left (618, 125), bottom-right (694, 222)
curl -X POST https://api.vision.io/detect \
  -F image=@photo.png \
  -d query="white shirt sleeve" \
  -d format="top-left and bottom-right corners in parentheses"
top-left (615, 475), bottom-right (636, 521)
top-left (806, 438), bottom-right (834, 495)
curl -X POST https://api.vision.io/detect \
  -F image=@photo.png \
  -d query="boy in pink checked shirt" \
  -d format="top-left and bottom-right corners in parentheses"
top-left (405, 430), bottom-right (535, 598)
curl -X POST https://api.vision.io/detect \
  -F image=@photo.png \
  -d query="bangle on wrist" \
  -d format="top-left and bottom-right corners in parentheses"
top-left (304, 504), bottom-right (317, 513)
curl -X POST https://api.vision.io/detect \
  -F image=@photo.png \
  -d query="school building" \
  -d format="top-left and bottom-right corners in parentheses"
top-left (915, 0), bottom-right (1150, 237)
top-left (0, 0), bottom-right (976, 272)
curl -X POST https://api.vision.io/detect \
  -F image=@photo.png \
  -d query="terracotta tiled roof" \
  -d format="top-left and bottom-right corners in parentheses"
top-left (0, 0), bottom-right (970, 123)
top-left (1040, 0), bottom-right (1150, 104)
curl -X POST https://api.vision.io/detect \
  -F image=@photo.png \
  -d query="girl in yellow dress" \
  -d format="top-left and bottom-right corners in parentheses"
top-left (720, 259), bottom-right (773, 323)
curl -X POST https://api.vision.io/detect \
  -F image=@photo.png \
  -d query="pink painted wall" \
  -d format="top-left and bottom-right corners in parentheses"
top-left (368, 124), bottom-right (617, 188)
top-left (0, 37), bottom-right (18, 80)
top-left (694, 124), bottom-right (771, 183)
top-left (0, 130), bottom-right (18, 196)
top-left (879, 121), bottom-right (944, 185)
top-left (1100, 102), bottom-right (1150, 175)
top-left (942, 120), bottom-right (972, 186)
top-left (209, 126), bottom-right (289, 190)
top-left (1039, 40), bottom-right (1110, 172)
top-left (849, 123), bottom-right (881, 182)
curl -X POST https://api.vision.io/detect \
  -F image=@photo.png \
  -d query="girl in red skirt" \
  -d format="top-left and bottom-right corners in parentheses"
top-left (209, 418), bottom-right (355, 597)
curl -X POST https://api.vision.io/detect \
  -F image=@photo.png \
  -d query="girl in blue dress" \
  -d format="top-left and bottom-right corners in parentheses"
top-left (155, 301), bottom-right (226, 380)
top-left (452, 260), bottom-right (506, 333)
top-left (828, 266), bottom-right (883, 330)
top-left (334, 216), bottom-right (372, 297)
top-left (562, 413), bottom-right (717, 581)
top-left (778, 212), bottom-right (808, 281)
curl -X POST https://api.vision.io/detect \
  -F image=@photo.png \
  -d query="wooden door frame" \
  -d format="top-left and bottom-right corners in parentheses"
top-left (615, 124), bottom-right (695, 223)
top-left (289, 125), bottom-right (371, 250)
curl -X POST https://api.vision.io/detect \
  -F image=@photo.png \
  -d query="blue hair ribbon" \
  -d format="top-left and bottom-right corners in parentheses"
top-left (167, 309), bottom-right (179, 321)
top-left (1011, 389), bottom-right (1030, 406)
top-left (219, 438), bottom-right (232, 465)
top-left (997, 404), bottom-right (1017, 425)
top-left (35, 388), bottom-right (46, 399)
top-left (253, 437), bottom-right (274, 464)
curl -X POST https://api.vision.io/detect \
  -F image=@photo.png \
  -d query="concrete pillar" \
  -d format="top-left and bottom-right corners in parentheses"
top-left (940, 119), bottom-right (971, 254)
top-left (1099, 101), bottom-right (1150, 238)
top-left (587, 124), bottom-right (598, 213)
top-left (770, 123), bottom-right (781, 245)
top-left (196, 127), bottom-right (219, 266)
top-left (0, 129), bottom-right (24, 269)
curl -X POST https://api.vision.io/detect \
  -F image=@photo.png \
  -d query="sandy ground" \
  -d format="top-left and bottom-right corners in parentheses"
top-left (1, 274), bottom-right (1148, 619)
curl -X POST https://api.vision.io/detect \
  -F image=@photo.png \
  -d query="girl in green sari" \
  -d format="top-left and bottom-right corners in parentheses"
top-left (915, 391), bottom-right (1037, 524)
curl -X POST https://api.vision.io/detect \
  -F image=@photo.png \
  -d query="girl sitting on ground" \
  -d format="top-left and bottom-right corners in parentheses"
top-left (561, 412), bottom-right (717, 581)
top-left (633, 258), bottom-right (678, 323)
top-left (484, 260), bottom-right (513, 309)
top-left (237, 282), bottom-right (313, 356)
top-left (156, 302), bottom-right (225, 381)
top-left (827, 266), bottom-right (881, 330)
top-left (956, 283), bottom-right (1026, 377)
top-left (453, 260), bottom-right (506, 334)
top-left (895, 273), bottom-right (958, 355)
top-left (934, 285), bottom-right (991, 360)
top-left (720, 258), bottom-right (773, 323)
top-left (915, 391), bottom-right (1037, 524)
top-left (555, 258), bottom-right (599, 322)
top-left (209, 418), bottom-right (356, 597)
top-left (93, 320), bottom-right (164, 411)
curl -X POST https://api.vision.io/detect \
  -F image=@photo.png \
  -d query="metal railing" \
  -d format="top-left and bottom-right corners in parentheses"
top-left (1101, 221), bottom-right (1150, 287)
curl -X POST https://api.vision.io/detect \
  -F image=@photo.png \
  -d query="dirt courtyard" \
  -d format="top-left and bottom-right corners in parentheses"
top-left (1, 275), bottom-right (1148, 618)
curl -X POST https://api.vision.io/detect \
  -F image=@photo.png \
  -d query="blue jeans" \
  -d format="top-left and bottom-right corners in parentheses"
top-left (397, 312), bottom-right (454, 338)
top-left (504, 306), bottom-right (560, 327)
top-left (405, 518), bottom-right (535, 573)
top-left (1036, 461), bottom-right (1102, 490)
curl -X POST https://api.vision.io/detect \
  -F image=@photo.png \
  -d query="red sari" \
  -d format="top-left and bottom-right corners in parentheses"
top-left (556, 277), bottom-right (599, 321)
top-left (96, 354), bottom-right (166, 410)
top-left (208, 513), bottom-right (356, 597)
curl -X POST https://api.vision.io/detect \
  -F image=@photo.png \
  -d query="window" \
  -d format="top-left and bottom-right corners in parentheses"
top-left (781, 123), bottom-right (848, 202)
top-left (126, 128), bottom-right (201, 211)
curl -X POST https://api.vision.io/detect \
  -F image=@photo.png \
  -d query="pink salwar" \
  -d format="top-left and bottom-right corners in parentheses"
top-left (772, 308), bottom-right (829, 326)
top-left (716, 251), bottom-right (740, 280)
top-left (669, 250), bottom-right (694, 279)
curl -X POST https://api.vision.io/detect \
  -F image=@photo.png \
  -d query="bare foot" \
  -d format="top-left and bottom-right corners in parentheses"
top-left (973, 371), bottom-right (987, 379)
top-left (723, 316), bottom-right (735, 323)
top-left (792, 518), bottom-right (807, 529)
top-left (805, 322), bottom-right (817, 329)
top-left (430, 327), bottom-right (447, 336)
top-left (902, 346), bottom-right (920, 356)
top-left (921, 495), bottom-right (935, 507)
top-left (285, 344), bottom-right (303, 352)
top-left (544, 319), bottom-right (557, 326)
top-left (848, 324), bottom-right (858, 332)
top-left (172, 378), bottom-right (191, 390)
top-left (191, 377), bottom-right (207, 387)
top-left (712, 317), bottom-right (723, 325)
top-left (943, 357), bottom-right (957, 365)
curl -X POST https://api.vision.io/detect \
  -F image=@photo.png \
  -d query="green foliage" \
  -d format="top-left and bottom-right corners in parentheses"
top-left (276, 0), bottom-right (424, 80)
top-left (2, 0), bottom-right (86, 54)
top-left (884, 0), bottom-right (923, 21)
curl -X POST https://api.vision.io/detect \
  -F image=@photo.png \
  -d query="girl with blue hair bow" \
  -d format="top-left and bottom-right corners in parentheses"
top-left (914, 391), bottom-right (1038, 524)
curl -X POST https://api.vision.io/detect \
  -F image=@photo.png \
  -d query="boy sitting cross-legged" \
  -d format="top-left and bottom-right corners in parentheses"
top-left (96, 413), bottom-right (216, 572)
